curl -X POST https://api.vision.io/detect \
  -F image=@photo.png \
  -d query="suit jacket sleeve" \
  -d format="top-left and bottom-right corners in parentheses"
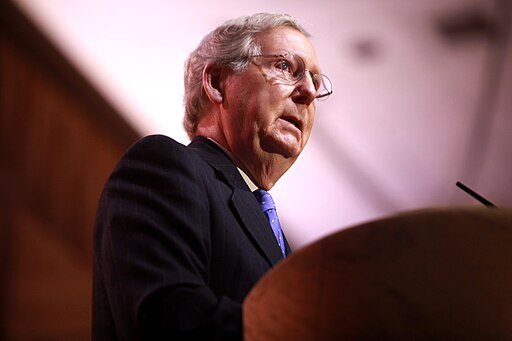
top-left (93, 135), bottom-right (242, 340)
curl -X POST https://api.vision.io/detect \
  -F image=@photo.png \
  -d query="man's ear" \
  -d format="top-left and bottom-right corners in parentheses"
top-left (202, 63), bottom-right (224, 104)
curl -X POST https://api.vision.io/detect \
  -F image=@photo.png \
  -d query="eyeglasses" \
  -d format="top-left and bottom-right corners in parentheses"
top-left (251, 51), bottom-right (333, 100)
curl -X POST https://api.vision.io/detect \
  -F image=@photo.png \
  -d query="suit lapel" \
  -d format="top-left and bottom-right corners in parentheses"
top-left (189, 137), bottom-right (284, 265)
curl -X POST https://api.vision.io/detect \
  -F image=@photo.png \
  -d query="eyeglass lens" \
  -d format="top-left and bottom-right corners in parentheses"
top-left (274, 53), bottom-right (332, 99)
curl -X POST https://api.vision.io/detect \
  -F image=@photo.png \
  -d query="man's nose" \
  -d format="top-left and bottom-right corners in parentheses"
top-left (292, 72), bottom-right (316, 105)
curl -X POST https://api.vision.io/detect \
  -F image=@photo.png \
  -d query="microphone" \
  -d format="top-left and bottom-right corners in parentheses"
top-left (456, 181), bottom-right (496, 208)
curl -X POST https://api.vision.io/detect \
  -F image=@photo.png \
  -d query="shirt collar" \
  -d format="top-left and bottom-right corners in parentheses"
top-left (205, 137), bottom-right (258, 191)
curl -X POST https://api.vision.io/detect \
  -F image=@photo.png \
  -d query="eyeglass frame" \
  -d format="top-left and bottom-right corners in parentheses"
top-left (249, 51), bottom-right (333, 100)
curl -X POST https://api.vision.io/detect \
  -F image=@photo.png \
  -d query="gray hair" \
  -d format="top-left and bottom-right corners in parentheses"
top-left (183, 13), bottom-right (310, 139)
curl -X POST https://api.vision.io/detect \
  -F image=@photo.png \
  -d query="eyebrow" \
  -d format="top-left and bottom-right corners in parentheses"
top-left (298, 53), bottom-right (321, 75)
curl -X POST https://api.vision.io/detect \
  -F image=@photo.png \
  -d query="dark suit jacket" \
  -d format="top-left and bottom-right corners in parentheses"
top-left (92, 135), bottom-right (291, 340)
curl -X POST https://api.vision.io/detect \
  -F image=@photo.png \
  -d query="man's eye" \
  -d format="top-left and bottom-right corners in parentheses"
top-left (275, 59), bottom-right (291, 73)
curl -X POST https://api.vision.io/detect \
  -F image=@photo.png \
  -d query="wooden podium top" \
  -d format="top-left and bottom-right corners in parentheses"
top-left (244, 207), bottom-right (512, 340)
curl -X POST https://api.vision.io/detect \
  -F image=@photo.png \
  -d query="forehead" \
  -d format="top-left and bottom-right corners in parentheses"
top-left (257, 27), bottom-right (321, 73)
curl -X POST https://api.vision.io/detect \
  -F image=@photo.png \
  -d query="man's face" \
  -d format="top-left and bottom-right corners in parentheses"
top-left (219, 27), bottom-right (320, 170)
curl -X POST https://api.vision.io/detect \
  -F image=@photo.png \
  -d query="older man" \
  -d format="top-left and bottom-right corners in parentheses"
top-left (92, 13), bottom-right (331, 341)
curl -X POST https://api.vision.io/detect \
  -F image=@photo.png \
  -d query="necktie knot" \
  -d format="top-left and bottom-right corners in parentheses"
top-left (253, 189), bottom-right (275, 212)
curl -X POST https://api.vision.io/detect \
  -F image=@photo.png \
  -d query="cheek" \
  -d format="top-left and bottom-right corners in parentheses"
top-left (225, 73), bottom-right (290, 133)
top-left (225, 96), bottom-right (262, 142)
top-left (245, 92), bottom-right (278, 129)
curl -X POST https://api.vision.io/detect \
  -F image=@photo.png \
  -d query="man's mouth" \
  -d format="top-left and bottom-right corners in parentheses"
top-left (280, 115), bottom-right (302, 131)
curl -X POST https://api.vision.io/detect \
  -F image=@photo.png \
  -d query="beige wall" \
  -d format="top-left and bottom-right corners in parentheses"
top-left (0, 1), bottom-right (140, 339)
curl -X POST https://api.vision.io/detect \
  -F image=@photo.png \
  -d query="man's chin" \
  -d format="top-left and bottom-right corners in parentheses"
top-left (261, 137), bottom-right (303, 159)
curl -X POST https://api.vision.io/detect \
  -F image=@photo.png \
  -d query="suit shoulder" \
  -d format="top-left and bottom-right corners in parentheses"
top-left (121, 134), bottom-right (202, 163)
top-left (127, 134), bottom-right (185, 154)
top-left (110, 135), bottom-right (217, 183)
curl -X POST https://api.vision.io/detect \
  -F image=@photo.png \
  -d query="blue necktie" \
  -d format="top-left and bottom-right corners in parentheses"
top-left (253, 189), bottom-right (286, 257)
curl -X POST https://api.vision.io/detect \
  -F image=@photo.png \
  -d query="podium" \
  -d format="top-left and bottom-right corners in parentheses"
top-left (244, 207), bottom-right (512, 340)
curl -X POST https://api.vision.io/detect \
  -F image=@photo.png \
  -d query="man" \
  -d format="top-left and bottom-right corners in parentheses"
top-left (92, 12), bottom-right (331, 340)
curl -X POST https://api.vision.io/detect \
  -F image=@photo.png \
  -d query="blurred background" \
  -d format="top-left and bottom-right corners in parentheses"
top-left (1, 0), bottom-right (511, 339)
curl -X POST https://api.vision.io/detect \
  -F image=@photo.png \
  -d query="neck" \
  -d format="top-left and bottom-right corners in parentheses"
top-left (197, 129), bottom-right (294, 191)
top-left (239, 152), bottom-right (295, 190)
top-left (196, 109), bottom-right (297, 190)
